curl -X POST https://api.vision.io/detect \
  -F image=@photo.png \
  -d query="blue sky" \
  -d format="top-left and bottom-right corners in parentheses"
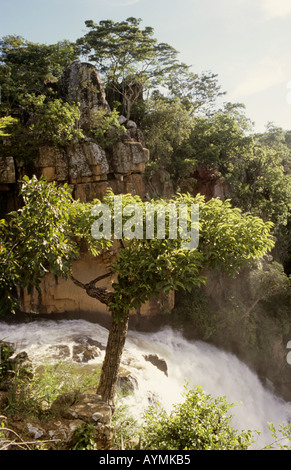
top-left (1, 0), bottom-right (291, 132)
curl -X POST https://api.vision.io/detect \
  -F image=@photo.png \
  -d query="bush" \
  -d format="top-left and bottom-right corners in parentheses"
top-left (140, 385), bottom-right (255, 450)
top-left (89, 108), bottom-right (126, 149)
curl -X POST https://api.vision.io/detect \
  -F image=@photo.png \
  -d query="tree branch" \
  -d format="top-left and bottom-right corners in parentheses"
top-left (70, 275), bottom-right (85, 290)
top-left (70, 272), bottom-right (114, 306)
top-left (87, 271), bottom-right (112, 287)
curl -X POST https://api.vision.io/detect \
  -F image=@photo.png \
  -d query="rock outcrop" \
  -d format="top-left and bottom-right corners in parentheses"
top-left (143, 354), bottom-right (168, 376)
top-left (177, 166), bottom-right (228, 200)
top-left (0, 62), bottom-right (151, 205)
top-left (0, 61), bottom-right (173, 322)
top-left (1, 393), bottom-right (113, 450)
top-left (58, 61), bottom-right (110, 130)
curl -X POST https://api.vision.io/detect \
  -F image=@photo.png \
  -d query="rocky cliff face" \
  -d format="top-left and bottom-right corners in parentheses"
top-left (0, 62), bottom-right (174, 323)
top-left (0, 62), bottom-right (151, 205)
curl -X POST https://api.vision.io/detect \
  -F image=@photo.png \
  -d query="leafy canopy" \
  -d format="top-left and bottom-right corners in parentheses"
top-left (76, 17), bottom-right (223, 118)
top-left (77, 17), bottom-right (181, 89)
top-left (0, 35), bottom-right (78, 111)
top-left (0, 178), bottom-right (274, 317)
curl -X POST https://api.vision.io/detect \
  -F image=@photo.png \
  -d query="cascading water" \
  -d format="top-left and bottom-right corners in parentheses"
top-left (1, 318), bottom-right (290, 450)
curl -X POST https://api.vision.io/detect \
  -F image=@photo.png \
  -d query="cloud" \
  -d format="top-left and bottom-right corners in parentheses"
top-left (230, 56), bottom-right (289, 99)
top-left (261, 0), bottom-right (291, 19)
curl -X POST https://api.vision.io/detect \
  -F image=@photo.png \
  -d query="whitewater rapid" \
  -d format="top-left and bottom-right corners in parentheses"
top-left (1, 318), bottom-right (290, 449)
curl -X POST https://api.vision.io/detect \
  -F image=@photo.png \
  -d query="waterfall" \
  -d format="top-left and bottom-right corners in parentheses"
top-left (1, 318), bottom-right (290, 449)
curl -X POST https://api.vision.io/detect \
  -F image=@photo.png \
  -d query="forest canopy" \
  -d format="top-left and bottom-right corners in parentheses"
top-left (0, 17), bottom-right (290, 276)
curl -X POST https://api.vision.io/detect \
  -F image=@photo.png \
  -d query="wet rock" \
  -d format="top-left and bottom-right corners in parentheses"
top-left (72, 335), bottom-right (103, 363)
top-left (72, 344), bottom-right (101, 363)
top-left (48, 344), bottom-right (71, 359)
top-left (117, 373), bottom-right (138, 394)
top-left (143, 354), bottom-right (168, 376)
top-left (72, 335), bottom-right (106, 351)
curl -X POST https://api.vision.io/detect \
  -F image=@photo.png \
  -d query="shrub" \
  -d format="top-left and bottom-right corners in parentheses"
top-left (140, 385), bottom-right (255, 450)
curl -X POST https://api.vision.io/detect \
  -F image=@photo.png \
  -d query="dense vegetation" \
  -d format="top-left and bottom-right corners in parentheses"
top-left (0, 17), bottom-right (290, 450)
top-left (0, 18), bottom-right (289, 271)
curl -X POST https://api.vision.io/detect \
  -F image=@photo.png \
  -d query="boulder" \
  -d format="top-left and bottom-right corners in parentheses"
top-left (53, 393), bottom-right (112, 425)
top-left (143, 354), bottom-right (168, 376)
top-left (49, 392), bottom-right (113, 449)
top-left (109, 140), bottom-right (149, 175)
top-left (58, 61), bottom-right (110, 130)
top-left (117, 372), bottom-right (138, 394)
top-left (38, 142), bottom-right (110, 186)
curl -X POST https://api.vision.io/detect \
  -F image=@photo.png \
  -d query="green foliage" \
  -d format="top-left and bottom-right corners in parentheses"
top-left (24, 94), bottom-right (84, 146)
top-left (0, 35), bottom-right (81, 162)
top-left (0, 176), bottom-right (113, 315)
top-left (0, 176), bottom-right (79, 314)
top-left (184, 103), bottom-right (254, 168)
top-left (77, 18), bottom-right (221, 119)
top-left (77, 17), bottom-right (181, 92)
top-left (71, 423), bottom-right (98, 450)
top-left (171, 286), bottom-right (216, 339)
top-left (248, 261), bottom-right (290, 304)
top-left (1, 177), bottom-right (273, 318)
top-left (0, 35), bottom-right (78, 111)
top-left (31, 362), bottom-right (102, 409)
top-left (226, 142), bottom-right (291, 230)
top-left (0, 341), bottom-right (15, 378)
top-left (165, 103), bottom-right (290, 255)
top-left (0, 116), bottom-right (18, 137)
top-left (111, 393), bottom-right (139, 449)
top-left (141, 95), bottom-right (194, 175)
top-left (89, 189), bottom-right (274, 319)
top-left (5, 359), bottom-right (102, 418)
top-left (264, 422), bottom-right (291, 450)
top-left (167, 69), bottom-right (225, 115)
top-left (89, 108), bottom-right (126, 148)
top-left (140, 385), bottom-right (255, 450)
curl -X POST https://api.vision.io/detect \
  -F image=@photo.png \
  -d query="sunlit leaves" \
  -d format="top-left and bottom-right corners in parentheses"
top-left (0, 177), bottom-right (78, 314)
top-left (0, 180), bottom-right (274, 319)
top-left (140, 385), bottom-right (255, 450)
top-left (0, 116), bottom-right (18, 137)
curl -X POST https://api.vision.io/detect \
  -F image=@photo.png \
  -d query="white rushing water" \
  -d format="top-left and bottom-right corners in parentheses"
top-left (1, 318), bottom-right (291, 449)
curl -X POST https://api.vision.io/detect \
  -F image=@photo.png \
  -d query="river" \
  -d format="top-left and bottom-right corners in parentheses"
top-left (1, 318), bottom-right (290, 450)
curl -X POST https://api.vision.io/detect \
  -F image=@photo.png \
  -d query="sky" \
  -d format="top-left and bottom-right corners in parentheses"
top-left (1, 0), bottom-right (291, 133)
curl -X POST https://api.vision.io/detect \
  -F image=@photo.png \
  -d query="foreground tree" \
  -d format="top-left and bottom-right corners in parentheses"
top-left (0, 177), bottom-right (274, 405)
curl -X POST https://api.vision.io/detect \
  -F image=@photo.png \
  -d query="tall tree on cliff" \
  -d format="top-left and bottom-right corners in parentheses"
top-left (76, 17), bottom-right (223, 119)
top-left (0, 177), bottom-right (274, 405)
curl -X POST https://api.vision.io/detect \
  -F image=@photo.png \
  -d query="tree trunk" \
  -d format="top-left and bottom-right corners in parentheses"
top-left (70, 275), bottom-right (130, 406)
top-left (97, 310), bottom-right (130, 406)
